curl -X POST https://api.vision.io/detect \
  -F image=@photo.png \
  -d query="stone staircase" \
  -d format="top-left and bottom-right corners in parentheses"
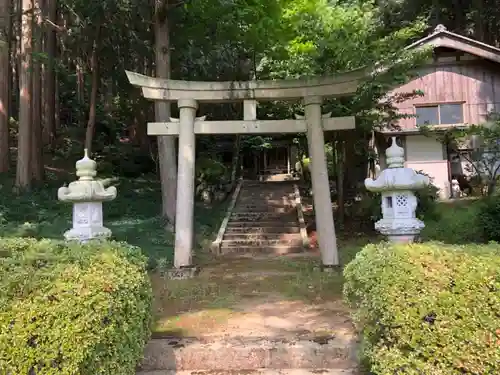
top-left (137, 295), bottom-right (359, 375)
top-left (220, 180), bottom-right (305, 256)
top-left (138, 336), bottom-right (358, 375)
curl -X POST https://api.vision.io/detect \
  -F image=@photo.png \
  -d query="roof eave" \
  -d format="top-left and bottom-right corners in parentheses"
top-left (405, 29), bottom-right (500, 64)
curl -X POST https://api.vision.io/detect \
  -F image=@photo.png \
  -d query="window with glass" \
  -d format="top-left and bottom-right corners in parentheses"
top-left (415, 104), bottom-right (464, 126)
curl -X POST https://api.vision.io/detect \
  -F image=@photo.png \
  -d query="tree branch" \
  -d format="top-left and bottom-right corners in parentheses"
top-left (492, 159), bottom-right (500, 179)
top-left (43, 19), bottom-right (66, 33)
top-left (452, 147), bottom-right (483, 178)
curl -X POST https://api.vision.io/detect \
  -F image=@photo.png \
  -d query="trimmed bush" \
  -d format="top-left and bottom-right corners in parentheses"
top-left (420, 201), bottom-right (483, 244)
top-left (344, 241), bottom-right (500, 375)
top-left (0, 238), bottom-right (152, 375)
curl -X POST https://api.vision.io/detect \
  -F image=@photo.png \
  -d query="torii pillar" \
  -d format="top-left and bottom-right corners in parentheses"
top-left (174, 99), bottom-right (198, 269)
top-left (304, 96), bottom-right (339, 268)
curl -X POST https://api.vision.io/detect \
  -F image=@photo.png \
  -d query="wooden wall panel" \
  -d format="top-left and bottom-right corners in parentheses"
top-left (390, 61), bottom-right (500, 129)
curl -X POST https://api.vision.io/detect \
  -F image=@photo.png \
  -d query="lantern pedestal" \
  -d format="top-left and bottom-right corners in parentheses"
top-left (64, 202), bottom-right (112, 242)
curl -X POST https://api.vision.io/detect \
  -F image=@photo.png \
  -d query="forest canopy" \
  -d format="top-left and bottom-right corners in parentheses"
top-left (0, 0), bottom-right (497, 193)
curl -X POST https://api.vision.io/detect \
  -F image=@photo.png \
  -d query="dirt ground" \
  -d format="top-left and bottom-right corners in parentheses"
top-left (150, 240), bottom-right (368, 341)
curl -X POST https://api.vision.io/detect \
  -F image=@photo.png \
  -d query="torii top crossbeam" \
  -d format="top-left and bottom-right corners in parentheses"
top-left (125, 69), bottom-right (369, 102)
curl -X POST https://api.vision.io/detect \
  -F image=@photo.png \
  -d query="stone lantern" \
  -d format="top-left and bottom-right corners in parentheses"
top-left (364, 137), bottom-right (429, 243)
top-left (58, 149), bottom-right (117, 241)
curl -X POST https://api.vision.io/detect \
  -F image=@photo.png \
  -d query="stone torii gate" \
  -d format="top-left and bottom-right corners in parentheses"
top-left (126, 69), bottom-right (367, 271)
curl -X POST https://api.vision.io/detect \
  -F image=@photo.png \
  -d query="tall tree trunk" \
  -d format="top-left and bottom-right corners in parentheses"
top-left (472, 0), bottom-right (485, 42)
top-left (76, 57), bottom-right (84, 103)
top-left (15, 0), bottom-right (33, 190)
top-left (155, 0), bottom-right (177, 228)
top-left (84, 26), bottom-right (100, 153)
top-left (54, 5), bottom-right (61, 131)
top-left (367, 130), bottom-right (375, 179)
top-left (31, 0), bottom-right (43, 182)
top-left (487, 179), bottom-right (497, 196)
top-left (134, 96), bottom-right (149, 151)
top-left (0, 0), bottom-right (11, 172)
top-left (103, 78), bottom-right (113, 116)
top-left (335, 137), bottom-right (345, 226)
top-left (11, 0), bottom-right (20, 120)
top-left (42, 0), bottom-right (56, 144)
top-left (9, 0), bottom-right (16, 119)
top-left (298, 137), bottom-right (309, 181)
top-left (230, 135), bottom-right (241, 186)
top-left (130, 56), bottom-right (146, 147)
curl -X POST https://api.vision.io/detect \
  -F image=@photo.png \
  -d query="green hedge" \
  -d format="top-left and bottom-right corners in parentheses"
top-left (0, 238), bottom-right (152, 375)
top-left (420, 201), bottom-right (483, 244)
top-left (477, 196), bottom-right (500, 242)
top-left (343, 241), bottom-right (500, 375)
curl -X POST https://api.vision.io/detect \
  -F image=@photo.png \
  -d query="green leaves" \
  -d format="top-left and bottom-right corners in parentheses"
top-left (344, 241), bottom-right (500, 375)
top-left (53, 0), bottom-right (431, 152)
top-left (0, 238), bottom-right (152, 375)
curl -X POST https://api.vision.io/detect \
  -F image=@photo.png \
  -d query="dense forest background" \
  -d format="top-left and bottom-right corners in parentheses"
top-left (1, 0), bottom-right (499, 224)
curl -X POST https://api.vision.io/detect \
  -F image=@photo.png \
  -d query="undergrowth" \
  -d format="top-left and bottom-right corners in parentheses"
top-left (0, 174), bottom-right (226, 268)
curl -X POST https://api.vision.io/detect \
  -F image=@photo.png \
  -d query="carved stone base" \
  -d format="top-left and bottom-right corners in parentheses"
top-left (375, 218), bottom-right (425, 244)
top-left (161, 266), bottom-right (200, 280)
top-left (64, 202), bottom-right (113, 242)
top-left (387, 234), bottom-right (418, 243)
top-left (64, 226), bottom-right (112, 242)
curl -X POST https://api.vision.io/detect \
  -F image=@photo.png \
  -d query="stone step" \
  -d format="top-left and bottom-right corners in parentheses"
top-left (223, 233), bottom-right (302, 241)
top-left (241, 187), bottom-right (294, 191)
top-left (238, 194), bottom-right (291, 197)
top-left (232, 207), bottom-right (297, 216)
top-left (236, 202), bottom-right (294, 207)
top-left (239, 189), bottom-right (293, 193)
top-left (219, 244), bottom-right (304, 255)
top-left (237, 198), bottom-right (295, 204)
top-left (231, 213), bottom-right (297, 221)
top-left (138, 369), bottom-right (358, 375)
top-left (226, 221), bottom-right (299, 228)
top-left (238, 188), bottom-right (293, 193)
top-left (243, 180), bottom-right (296, 185)
top-left (139, 337), bottom-right (356, 371)
top-left (234, 206), bottom-right (295, 213)
top-left (221, 237), bottom-right (303, 247)
top-left (225, 226), bottom-right (301, 234)
top-left (228, 219), bottom-right (299, 225)
top-left (237, 197), bottom-right (294, 203)
top-left (260, 173), bottom-right (298, 182)
top-left (240, 186), bottom-right (295, 196)
top-left (243, 183), bottom-right (295, 188)
top-left (235, 204), bottom-right (295, 209)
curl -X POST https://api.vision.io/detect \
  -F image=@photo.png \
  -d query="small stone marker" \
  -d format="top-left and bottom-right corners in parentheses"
top-left (364, 137), bottom-right (429, 243)
top-left (58, 149), bottom-right (117, 242)
top-left (451, 178), bottom-right (462, 198)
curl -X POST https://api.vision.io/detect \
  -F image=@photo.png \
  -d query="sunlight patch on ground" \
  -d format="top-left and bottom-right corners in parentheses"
top-left (152, 293), bottom-right (356, 340)
top-left (150, 251), bottom-right (364, 336)
top-left (154, 308), bottom-right (235, 335)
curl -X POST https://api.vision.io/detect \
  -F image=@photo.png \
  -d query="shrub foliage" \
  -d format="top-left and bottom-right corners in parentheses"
top-left (422, 196), bottom-right (500, 244)
top-left (477, 195), bottom-right (500, 242)
top-left (420, 201), bottom-right (483, 244)
top-left (0, 238), bottom-right (152, 375)
top-left (344, 242), bottom-right (500, 375)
